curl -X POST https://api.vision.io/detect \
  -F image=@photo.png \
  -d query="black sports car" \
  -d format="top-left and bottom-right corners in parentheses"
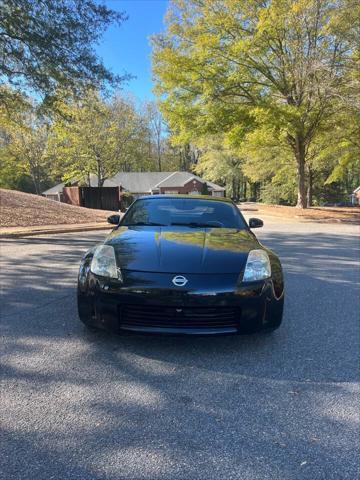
top-left (78, 195), bottom-right (284, 335)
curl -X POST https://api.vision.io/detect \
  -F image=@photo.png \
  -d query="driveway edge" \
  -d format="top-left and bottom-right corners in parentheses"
top-left (0, 223), bottom-right (111, 238)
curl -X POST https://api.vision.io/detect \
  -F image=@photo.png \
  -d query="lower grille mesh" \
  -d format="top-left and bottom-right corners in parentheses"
top-left (120, 305), bottom-right (239, 330)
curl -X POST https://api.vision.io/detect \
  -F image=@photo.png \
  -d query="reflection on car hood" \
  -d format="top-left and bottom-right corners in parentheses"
top-left (105, 226), bottom-right (260, 274)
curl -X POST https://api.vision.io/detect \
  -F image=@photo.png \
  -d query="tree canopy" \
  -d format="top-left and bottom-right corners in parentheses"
top-left (0, 0), bottom-right (128, 110)
top-left (0, 89), bottom-right (183, 193)
top-left (152, 0), bottom-right (359, 207)
top-left (49, 91), bottom-right (152, 186)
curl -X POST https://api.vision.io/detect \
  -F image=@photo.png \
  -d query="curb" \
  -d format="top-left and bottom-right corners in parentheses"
top-left (0, 224), bottom-right (111, 239)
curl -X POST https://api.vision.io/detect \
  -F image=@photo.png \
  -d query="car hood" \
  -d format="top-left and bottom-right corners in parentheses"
top-left (105, 226), bottom-right (259, 274)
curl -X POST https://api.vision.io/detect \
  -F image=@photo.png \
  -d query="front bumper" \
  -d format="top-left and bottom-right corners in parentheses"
top-left (78, 270), bottom-right (284, 335)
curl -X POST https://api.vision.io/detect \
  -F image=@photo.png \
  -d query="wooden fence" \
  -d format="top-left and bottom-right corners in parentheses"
top-left (63, 186), bottom-right (120, 211)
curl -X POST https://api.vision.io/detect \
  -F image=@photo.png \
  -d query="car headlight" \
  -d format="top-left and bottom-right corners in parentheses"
top-left (90, 245), bottom-right (123, 281)
top-left (242, 249), bottom-right (271, 282)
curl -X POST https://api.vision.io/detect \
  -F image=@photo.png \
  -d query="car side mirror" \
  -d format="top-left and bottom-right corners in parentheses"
top-left (107, 214), bottom-right (120, 225)
top-left (249, 217), bottom-right (263, 229)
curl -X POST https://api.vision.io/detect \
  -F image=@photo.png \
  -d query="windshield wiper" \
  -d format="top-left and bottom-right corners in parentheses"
top-left (171, 222), bottom-right (221, 228)
top-left (125, 222), bottom-right (167, 226)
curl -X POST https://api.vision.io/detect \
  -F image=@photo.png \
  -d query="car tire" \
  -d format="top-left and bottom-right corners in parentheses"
top-left (83, 323), bottom-right (98, 333)
top-left (265, 295), bottom-right (284, 332)
top-left (77, 292), bottom-right (96, 329)
top-left (261, 324), bottom-right (281, 335)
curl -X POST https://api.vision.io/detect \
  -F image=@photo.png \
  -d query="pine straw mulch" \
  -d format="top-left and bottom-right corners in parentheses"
top-left (0, 188), bottom-right (113, 228)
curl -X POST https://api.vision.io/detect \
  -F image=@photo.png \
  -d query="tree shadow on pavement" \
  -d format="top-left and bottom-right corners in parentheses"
top-left (1, 230), bottom-right (359, 479)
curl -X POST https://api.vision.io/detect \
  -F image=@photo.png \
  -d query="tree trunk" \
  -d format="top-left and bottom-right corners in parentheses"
top-left (96, 161), bottom-right (104, 209)
top-left (29, 163), bottom-right (40, 195)
top-left (236, 179), bottom-right (240, 199)
top-left (97, 161), bottom-right (102, 187)
top-left (295, 136), bottom-right (307, 208)
top-left (31, 175), bottom-right (40, 195)
top-left (157, 147), bottom-right (162, 172)
top-left (255, 182), bottom-right (260, 201)
top-left (148, 133), bottom-right (152, 165)
top-left (307, 167), bottom-right (313, 207)
top-left (232, 177), bottom-right (236, 198)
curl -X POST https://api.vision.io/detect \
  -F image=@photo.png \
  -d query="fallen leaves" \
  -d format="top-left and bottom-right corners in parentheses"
top-left (0, 188), bottom-right (113, 227)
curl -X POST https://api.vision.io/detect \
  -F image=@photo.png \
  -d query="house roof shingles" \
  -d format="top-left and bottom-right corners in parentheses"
top-left (42, 174), bottom-right (117, 195)
top-left (155, 172), bottom-right (225, 191)
top-left (111, 172), bottom-right (174, 193)
top-left (155, 171), bottom-right (196, 188)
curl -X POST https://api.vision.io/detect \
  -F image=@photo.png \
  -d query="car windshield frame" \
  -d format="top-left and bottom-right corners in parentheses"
top-left (120, 197), bottom-right (248, 230)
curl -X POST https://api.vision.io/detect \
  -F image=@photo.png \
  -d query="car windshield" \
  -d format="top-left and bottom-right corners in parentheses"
top-left (121, 197), bottom-right (247, 229)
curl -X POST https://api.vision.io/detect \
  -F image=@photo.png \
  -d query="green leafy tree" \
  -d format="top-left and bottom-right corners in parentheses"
top-left (49, 91), bottom-right (152, 186)
top-left (0, 95), bottom-right (52, 193)
top-left (152, 0), bottom-right (357, 207)
top-left (144, 101), bottom-right (165, 171)
top-left (0, 0), bottom-right (128, 110)
top-left (194, 138), bottom-right (244, 199)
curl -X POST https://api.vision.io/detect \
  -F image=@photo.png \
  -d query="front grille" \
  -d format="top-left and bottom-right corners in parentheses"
top-left (120, 305), bottom-right (239, 330)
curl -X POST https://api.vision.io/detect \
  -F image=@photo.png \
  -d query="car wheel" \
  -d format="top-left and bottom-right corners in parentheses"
top-left (77, 292), bottom-right (97, 329)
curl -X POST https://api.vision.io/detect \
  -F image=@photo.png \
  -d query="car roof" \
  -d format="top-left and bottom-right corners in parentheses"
top-left (136, 194), bottom-right (234, 203)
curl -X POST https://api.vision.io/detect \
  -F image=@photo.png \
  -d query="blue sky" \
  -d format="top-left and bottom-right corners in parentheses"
top-left (96, 0), bottom-right (169, 100)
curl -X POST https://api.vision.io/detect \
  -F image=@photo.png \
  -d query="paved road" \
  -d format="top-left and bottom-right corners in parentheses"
top-left (1, 219), bottom-right (359, 480)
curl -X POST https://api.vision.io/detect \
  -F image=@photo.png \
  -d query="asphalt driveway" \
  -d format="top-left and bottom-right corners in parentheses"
top-left (1, 219), bottom-right (359, 480)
